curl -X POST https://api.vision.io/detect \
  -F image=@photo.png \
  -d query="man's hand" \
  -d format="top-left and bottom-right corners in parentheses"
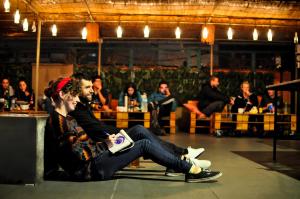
top-left (165, 88), bottom-right (171, 96)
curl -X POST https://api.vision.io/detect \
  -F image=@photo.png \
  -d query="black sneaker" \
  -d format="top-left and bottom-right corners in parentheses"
top-left (165, 168), bottom-right (182, 177)
top-left (185, 171), bottom-right (222, 183)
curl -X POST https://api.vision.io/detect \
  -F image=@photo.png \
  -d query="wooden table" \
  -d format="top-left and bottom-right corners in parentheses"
top-left (93, 111), bottom-right (151, 129)
top-left (266, 79), bottom-right (300, 161)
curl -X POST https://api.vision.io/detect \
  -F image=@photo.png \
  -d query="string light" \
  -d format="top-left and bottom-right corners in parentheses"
top-left (227, 27), bottom-right (233, 40)
top-left (175, 26), bottom-right (181, 39)
top-left (14, 9), bottom-right (20, 24)
top-left (116, 25), bottom-right (123, 38)
top-left (32, 21), bottom-right (36, 32)
top-left (51, 24), bottom-right (57, 36)
top-left (202, 26), bottom-right (208, 39)
top-left (4, 0), bottom-right (10, 12)
top-left (253, 28), bottom-right (258, 40)
top-left (81, 26), bottom-right (87, 39)
top-left (144, 25), bottom-right (150, 38)
top-left (294, 32), bottom-right (298, 44)
top-left (23, 18), bottom-right (28, 31)
top-left (267, 28), bottom-right (273, 41)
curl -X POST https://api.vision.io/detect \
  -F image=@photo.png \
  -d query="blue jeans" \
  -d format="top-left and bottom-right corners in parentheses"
top-left (127, 125), bottom-right (186, 157)
top-left (93, 126), bottom-right (192, 180)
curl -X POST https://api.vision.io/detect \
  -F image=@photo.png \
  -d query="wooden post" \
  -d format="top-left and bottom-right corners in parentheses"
top-left (97, 38), bottom-right (103, 75)
top-left (210, 44), bottom-right (214, 75)
top-left (34, 20), bottom-right (42, 112)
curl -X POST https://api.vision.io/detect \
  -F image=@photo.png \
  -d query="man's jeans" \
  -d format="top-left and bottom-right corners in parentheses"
top-left (93, 126), bottom-right (191, 180)
top-left (200, 101), bottom-right (225, 116)
top-left (127, 125), bottom-right (187, 157)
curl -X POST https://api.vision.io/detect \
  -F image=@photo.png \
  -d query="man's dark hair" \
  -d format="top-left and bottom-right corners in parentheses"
top-left (72, 72), bottom-right (92, 81)
top-left (92, 75), bottom-right (102, 83)
top-left (1, 77), bottom-right (10, 83)
top-left (158, 80), bottom-right (168, 87)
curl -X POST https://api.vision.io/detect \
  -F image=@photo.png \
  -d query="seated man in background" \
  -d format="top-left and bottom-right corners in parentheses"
top-left (148, 81), bottom-right (177, 134)
top-left (91, 75), bottom-right (110, 111)
top-left (0, 77), bottom-right (15, 98)
top-left (260, 89), bottom-right (283, 113)
top-left (231, 81), bottom-right (258, 113)
top-left (184, 76), bottom-right (233, 118)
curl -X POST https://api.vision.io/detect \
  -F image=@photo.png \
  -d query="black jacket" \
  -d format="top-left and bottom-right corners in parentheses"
top-left (69, 98), bottom-right (119, 142)
top-left (231, 92), bottom-right (258, 113)
top-left (197, 84), bottom-right (229, 110)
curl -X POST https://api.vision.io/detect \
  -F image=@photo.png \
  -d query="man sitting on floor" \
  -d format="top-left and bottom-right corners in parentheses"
top-left (184, 76), bottom-right (233, 118)
top-left (64, 73), bottom-right (209, 177)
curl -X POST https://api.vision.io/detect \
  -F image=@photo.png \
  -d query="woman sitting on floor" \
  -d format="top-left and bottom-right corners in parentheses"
top-left (45, 77), bottom-right (222, 182)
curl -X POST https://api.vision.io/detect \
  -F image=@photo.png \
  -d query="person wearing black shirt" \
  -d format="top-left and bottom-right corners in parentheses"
top-left (231, 81), bottom-right (258, 113)
top-left (69, 75), bottom-right (210, 176)
top-left (91, 75), bottom-right (110, 111)
top-left (15, 79), bottom-right (35, 109)
top-left (260, 90), bottom-right (283, 113)
top-left (185, 76), bottom-right (233, 118)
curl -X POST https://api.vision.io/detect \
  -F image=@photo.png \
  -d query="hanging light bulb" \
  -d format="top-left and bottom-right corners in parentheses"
top-left (294, 32), bottom-right (298, 44)
top-left (253, 28), bottom-right (258, 41)
top-left (175, 26), bottom-right (181, 39)
top-left (4, 0), bottom-right (10, 12)
top-left (116, 25), bottom-right (123, 38)
top-left (14, 9), bottom-right (20, 24)
top-left (51, 24), bottom-right (57, 36)
top-left (144, 25), bottom-right (150, 38)
top-left (32, 21), bottom-right (36, 32)
top-left (227, 27), bottom-right (233, 40)
top-left (267, 28), bottom-right (273, 41)
top-left (23, 18), bottom-right (28, 31)
top-left (202, 26), bottom-right (208, 39)
top-left (81, 26), bottom-right (87, 39)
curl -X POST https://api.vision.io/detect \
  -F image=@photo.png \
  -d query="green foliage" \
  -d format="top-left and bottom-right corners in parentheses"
top-left (75, 65), bottom-right (274, 101)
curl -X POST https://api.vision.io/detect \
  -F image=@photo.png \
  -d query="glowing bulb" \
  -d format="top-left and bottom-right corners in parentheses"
top-left (175, 26), bottom-right (181, 39)
top-left (144, 25), bottom-right (150, 38)
top-left (51, 24), bottom-right (57, 36)
top-left (14, 9), bottom-right (20, 24)
top-left (227, 27), bottom-right (233, 40)
top-left (32, 21), bottom-right (36, 32)
top-left (4, 0), bottom-right (10, 12)
top-left (253, 28), bottom-right (258, 41)
top-left (202, 26), bottom-right (208, 39)
top-left (81, 27), bottom-right (87, 39)
top-left (267, 28), bottom-right (273, 41)
top-left (23, 18), bottom-right (28, 31)
top-left (294, 32), bottom-right (298, 44)
top-left (116, 25), bottom-right (123, 38)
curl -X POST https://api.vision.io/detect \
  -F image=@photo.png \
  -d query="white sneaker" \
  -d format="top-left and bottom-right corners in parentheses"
top-left (185, 158), bottom-right (211, 169)
top-left (187, 147), bottom-right (205, 159)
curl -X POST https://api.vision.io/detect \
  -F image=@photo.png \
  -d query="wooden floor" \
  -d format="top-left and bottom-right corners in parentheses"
top-left (1, 133), bottom-right (300, 199)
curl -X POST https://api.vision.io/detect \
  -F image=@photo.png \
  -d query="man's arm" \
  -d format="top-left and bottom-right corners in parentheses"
top-left (203, 86), bottom-right (229, 103)
top-left (70, 108), bottom-right (118, 142)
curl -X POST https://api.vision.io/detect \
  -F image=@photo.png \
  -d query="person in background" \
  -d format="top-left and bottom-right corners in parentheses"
top-left (231, 81), bottom-right (258, 113)
top-left (118, 82), bottom-right (142, 109)
top-left (260, 89), bottom-right (283, 113)
top-left (15, 79), bottom-right (35, 108)
top-left (148, 81), bottom-right (177, 134)
top-left (91, 75), bottom-right (110, 111)
top-left (184, 76), bottom-right (233, 118)
top-left (0, 77), bottom-right (15, 98)
top-left (45, 77), bottom-right (222, 182)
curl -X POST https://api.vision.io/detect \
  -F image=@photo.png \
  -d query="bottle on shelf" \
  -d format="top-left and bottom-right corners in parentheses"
top-left (3, 89), bottom-right (11, 111)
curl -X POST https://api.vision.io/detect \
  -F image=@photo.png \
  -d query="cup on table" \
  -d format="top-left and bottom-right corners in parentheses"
top-left (238, 108), bottom-right (244, 114)
top-left (117, 106), bottom-right (125, 112)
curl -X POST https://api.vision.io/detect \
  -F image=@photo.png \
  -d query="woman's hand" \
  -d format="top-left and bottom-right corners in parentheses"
top-left (106, 134), bottom-right (117, 145)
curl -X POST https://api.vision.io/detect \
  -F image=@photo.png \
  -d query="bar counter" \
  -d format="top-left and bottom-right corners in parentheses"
top-left (0, 111), bottom-right (48, 184)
